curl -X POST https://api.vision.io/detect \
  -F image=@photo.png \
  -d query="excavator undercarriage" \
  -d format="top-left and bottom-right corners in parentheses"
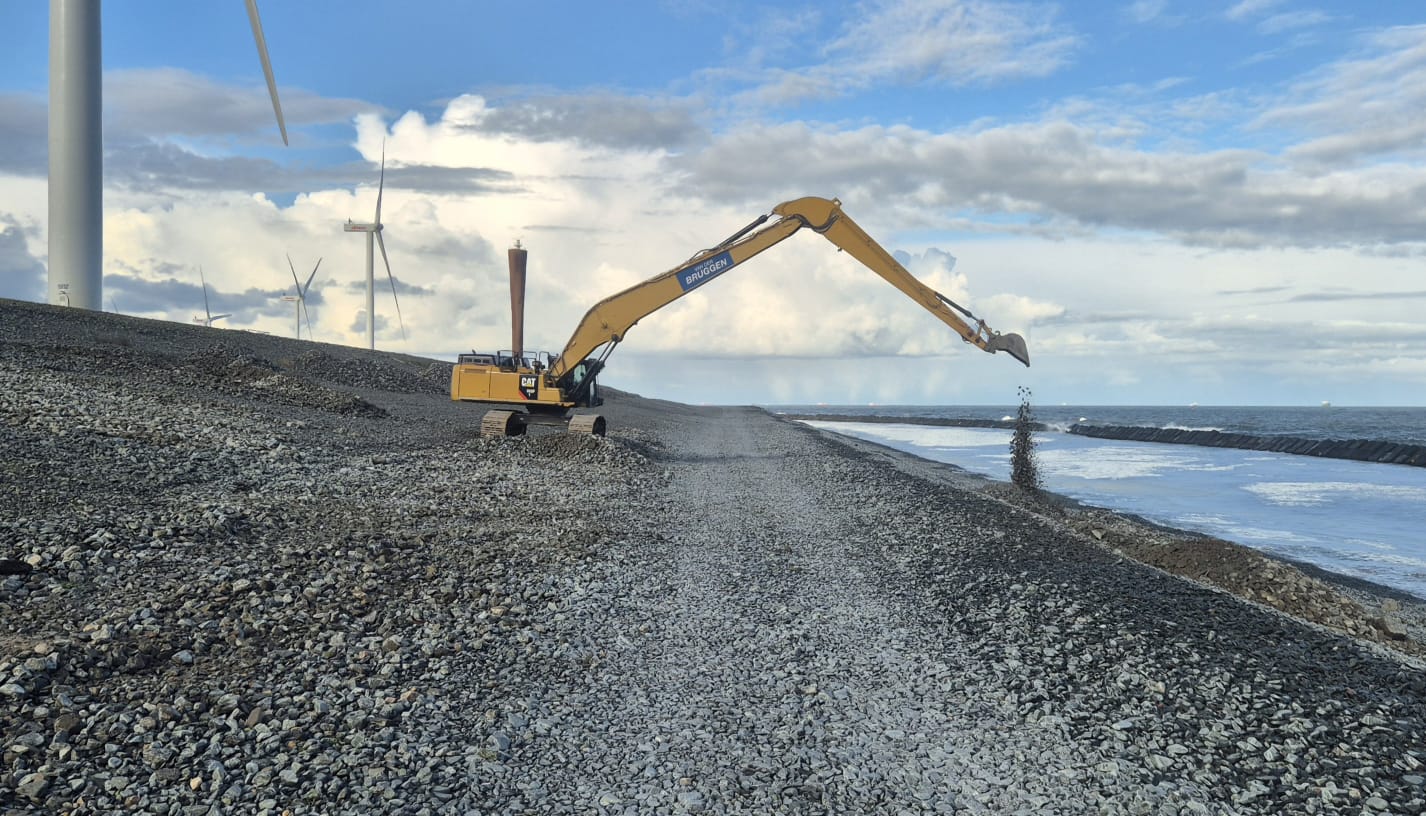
top-left (478, 409), bottom-right (607, 438)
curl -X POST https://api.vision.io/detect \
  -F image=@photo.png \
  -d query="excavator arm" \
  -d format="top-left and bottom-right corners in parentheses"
top-left (547, 196), bottom-right (1029, 386)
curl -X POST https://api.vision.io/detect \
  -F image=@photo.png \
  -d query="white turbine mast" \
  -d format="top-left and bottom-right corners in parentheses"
top-left (47, 0), bottom-right (288, 312)
top-left (193, 267), bottom-right (231, 327)
top-left (343, 141), bottom-right (407, 350)
top-left (285, 254), bottom-right (321, 339)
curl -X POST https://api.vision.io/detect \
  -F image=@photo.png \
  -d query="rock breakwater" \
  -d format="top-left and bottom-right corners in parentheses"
top-left (1070, 423), bottom-right (1426, 467)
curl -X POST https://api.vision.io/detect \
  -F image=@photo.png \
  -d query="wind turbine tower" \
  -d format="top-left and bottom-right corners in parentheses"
top-left (343, 143), bottom-right (405, 350)
top-left (47, 0), bottom-right (100, 309)
top-left (46, 0), bottom-right (287, 311)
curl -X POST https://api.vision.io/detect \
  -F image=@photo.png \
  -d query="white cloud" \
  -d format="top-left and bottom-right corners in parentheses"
top-left (0, 216), bottom-right (45, 301)
top-left (1124, 0), bottom-right (1171, 25)
top-left (1263, 25), bottom-right (1426, 166)
top-left (105, 68), bottom-right (375, 144)
top-left (464, 92), bottom-right (705, 150)
top-left (1223, 1), bottom-right (1330, 35)
top-left (1258, 10), bottom-right (1330, 33)
top-left (827, 0), bottom-right (1080, 84)
top-left (673, 117), bottom-right (1426, 249)
top-left (737, 0), bottom-right (1080, 105)
top-left (1225, 0), bottom-right (1285, 22)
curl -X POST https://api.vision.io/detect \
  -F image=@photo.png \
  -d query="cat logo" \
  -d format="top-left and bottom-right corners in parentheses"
top-left (519, 375), bottom-right (538, 401)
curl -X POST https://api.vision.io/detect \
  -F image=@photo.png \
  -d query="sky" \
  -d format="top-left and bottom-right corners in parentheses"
top-left (2, 0), bottom-right (1425, 407)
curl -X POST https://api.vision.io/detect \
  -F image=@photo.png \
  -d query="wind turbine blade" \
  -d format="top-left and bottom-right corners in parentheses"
top-left (200, 266), bottom-right (212, 321)
top-left (374, 140), bottom-right (385, 225)
top-left (376, 231), bottom-right (406, 342)
top-left (244, 0), bottom-right (289, 146)
top-left (286, 252), bottom-right (303, 295)
top-left (303, 257), bottom-right (322, 294)
top-left (301, 301), bottom-right (313, 339)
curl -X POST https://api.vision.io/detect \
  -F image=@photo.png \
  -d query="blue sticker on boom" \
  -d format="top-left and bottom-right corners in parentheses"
top-left (677, 251), bottom-right (736, 292)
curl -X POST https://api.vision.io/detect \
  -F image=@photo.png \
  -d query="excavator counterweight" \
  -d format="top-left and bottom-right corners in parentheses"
top-left (453, 197), bottom-right (1029, 436)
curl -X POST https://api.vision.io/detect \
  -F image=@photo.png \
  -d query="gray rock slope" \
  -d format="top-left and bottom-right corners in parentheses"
top-left (2, 299), bottom-right (1423, 815)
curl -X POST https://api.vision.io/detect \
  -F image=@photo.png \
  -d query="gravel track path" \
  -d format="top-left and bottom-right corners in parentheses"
top-left (472, 412), bottom-right (1068, 814)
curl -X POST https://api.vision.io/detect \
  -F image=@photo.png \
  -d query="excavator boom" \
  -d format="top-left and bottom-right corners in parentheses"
top-left (774, 197), bottom-right (1030, 366)
top-left (547, 196), bottom-right (1028, 381)
top-left (546, 212), bottom-right (801, 381)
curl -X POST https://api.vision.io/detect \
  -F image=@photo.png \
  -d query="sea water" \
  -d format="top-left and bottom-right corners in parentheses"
top-left (785, 406), bottom-right (1426, 599)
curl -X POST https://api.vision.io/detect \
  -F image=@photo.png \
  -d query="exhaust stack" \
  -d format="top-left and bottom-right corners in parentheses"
top-left (508, 240), bottom-right (527, 362)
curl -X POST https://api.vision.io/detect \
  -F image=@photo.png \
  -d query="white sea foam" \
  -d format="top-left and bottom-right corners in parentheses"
top-left (1036, 448), bottom-right (1169, 479)
top-left (1345, 550), bottom-right (1426, 570)
top-left (1182, 519), bottom-right (1313, 544)
top-left (1177, 512), bottom-right (1232, 525)
top-left (1243, 481), bottom-right (1426, 507)
top-left (804, 421), bottom-right (1009, 450)
top-left (1038, 447), bottom-right (1240, 480)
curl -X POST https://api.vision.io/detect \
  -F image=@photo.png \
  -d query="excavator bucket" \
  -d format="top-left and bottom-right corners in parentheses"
top-left (988, 332), bottom-right (1031, 367)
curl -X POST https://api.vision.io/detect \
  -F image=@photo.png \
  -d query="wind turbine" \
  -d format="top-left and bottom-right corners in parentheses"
top-left (342, 142), bottom-right (406, 350)
top-left (47, 0), bottom-right (288, 312)
top-left (192, 267), bottom-right (231, 327)
top-left (284, 253), bottom-right (321, 339)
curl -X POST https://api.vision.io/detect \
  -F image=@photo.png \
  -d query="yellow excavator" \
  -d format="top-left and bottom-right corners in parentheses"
top-left (450, 196), bottom-right (1030, 437)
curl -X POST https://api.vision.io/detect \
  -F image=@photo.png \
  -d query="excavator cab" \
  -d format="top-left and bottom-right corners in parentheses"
top-left (562, 361), bottom-right (604, 408)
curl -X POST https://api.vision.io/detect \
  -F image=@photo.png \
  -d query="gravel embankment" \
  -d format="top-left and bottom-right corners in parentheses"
top-left (3, 298), bottom-right (1425, 815)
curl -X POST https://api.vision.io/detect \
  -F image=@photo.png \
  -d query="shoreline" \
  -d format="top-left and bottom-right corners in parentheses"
top-left (780, 412), bottom-right (1426, 654)
top-left (789, 413), bottom-right (1426, 600)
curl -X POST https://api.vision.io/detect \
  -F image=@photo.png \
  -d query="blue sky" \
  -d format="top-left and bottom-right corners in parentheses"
top-left (3, 1), bottom-right (1426, 406)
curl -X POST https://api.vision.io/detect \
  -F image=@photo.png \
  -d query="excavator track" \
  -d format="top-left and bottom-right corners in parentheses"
top-left (481, 410), bottom-right (605, 437)
top-left (481, 410), bottom-right (526, 438)
top-left (567, 414), bottom-right (607, 436)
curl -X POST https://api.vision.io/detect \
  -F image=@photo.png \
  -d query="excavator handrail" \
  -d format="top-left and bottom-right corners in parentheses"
top-left (546, 196), bottom-right (1028, 383)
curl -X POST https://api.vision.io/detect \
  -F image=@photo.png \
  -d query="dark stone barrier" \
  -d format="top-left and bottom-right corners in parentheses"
top-left (1065, 425), bottom-right (1425, 468)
